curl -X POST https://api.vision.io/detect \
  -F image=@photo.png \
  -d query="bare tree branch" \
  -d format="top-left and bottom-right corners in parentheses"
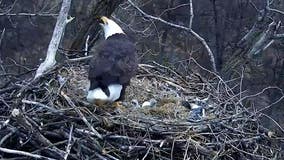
top-left (159, 3), bottom-right (191, 17)
top-left (0, 13), bottom-right (58, 17)
top-left (0, 28), bottom-right (5, 47)
top-left (61, 91), bottom-right (103, 139)
top-left (238, 10), bottom-right (267, 46)
top-left (0, 147), bottom-right (56, 160)
top-left (188, 0), bottom-right (193, 29)
top-left (274, 33), bottom-right (284, 39)
top-left (34, 0), bottom-right (72, 79)
top-left (266, 0), bottom-right (284, 15)
top-left (64, 124), bottom-right (74, 160)
top-left (248, 22), bottom-right (278, 56)
top-left (267, 7), bottom-right (284, 15)
top-left (238, 0), bottom-right (284, 58)
top-left (127, 0), bottom-right (217, 72)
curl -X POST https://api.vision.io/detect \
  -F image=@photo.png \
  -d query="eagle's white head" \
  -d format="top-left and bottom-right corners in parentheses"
top-left (99, 16), bottom-right (124, 39)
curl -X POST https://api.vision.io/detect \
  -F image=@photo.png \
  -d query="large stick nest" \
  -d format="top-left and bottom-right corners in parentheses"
top-left (0, 60), bottom-right (282, 160)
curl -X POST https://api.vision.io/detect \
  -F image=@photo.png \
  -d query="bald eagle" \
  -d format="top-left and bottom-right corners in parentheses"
top-left (87, 16), bottom-right (138, 105)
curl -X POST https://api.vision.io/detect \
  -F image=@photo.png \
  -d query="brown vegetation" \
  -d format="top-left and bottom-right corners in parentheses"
top-left (0, 59), bottom-right (282, 159)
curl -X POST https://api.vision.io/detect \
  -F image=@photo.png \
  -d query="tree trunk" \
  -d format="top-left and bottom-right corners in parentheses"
top-left (211, 0), bottom-right (223, 72)
top-left (69, 0), bottom-right (125, 56)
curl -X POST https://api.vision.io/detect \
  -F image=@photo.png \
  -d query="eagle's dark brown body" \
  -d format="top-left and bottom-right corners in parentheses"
top-left (88, 34), bottom-right (138, 101)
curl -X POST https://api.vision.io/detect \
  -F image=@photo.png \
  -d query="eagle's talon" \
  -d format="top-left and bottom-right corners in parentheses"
top-left (112, 101), bottom-right (126, 113)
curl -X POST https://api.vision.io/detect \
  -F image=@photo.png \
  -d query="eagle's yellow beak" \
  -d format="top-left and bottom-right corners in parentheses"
top-left (100, 16), bottom-right (109, 25)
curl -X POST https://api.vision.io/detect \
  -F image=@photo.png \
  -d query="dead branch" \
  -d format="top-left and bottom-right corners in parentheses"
top-left (61, 91), bottom-right (102, 139)
top-left (34, 0), bottom-right (72, 79)
top-left (127, 0), bottom-right (217, 72)
top-left (248, 21), bottom-right (280, 56)
top-left (238, 9), bottom-right (267, 47)
top-left (0, 147), bottom-right (56, 160)
top-left (0, 60), bottom-right (282, 159)
top-left (238, 0), bottom-right (284, 57)
top-left (63, 124), bottom-right (73, 160)
top-left (0, 13), bottom-right (58, 17)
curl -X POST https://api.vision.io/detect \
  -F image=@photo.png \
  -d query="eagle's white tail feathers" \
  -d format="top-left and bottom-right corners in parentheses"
top-left (87, 84), bottom-right (122, 103)
top-left (107, 84), bottom-right (123, 101)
